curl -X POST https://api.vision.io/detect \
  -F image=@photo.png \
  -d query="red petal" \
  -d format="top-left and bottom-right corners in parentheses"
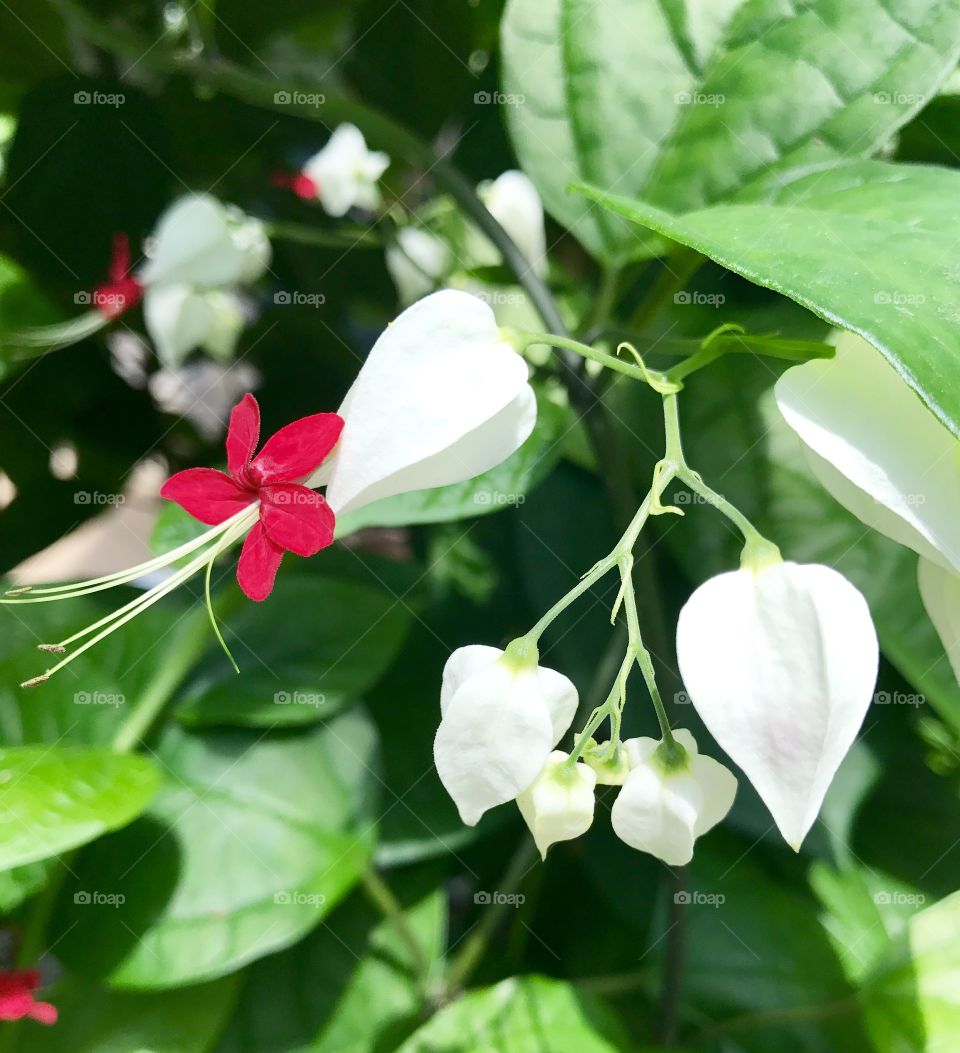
top-left (259, 484), bottom-right (336, 556)
top-left (160, 468), bottom-right (254, 525)
top-left (226, 393), bottom-right (261, 478)
top-left (236, 521), bottom-right (285, 601)
top-left (26, 1001), bottom-right (57, 1026)
top-left (250, 413), bottom-right (344, 485)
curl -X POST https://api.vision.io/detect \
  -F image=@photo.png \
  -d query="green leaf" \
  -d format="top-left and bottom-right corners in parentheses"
top-left (0, 745), bottom-right (159, 869)
top-left (576, 161), bottom-right (960, 436)
top-left (16, 975), bottom-right (238, 1053)
top-left (335, 392), bottom-right (568, 534)
top-left (502, 0), bottom-right (960, 262)
top-left (174, 573), bottom-right (411, 728)
top-left (862, 890), bottom-right (960, 1053)
top-left (214, 871), bottom-right (446, 1053)
top-left (395, 976), bottom-right (629, 1053)
top-left (0, 859), bottom-right (52, 914)
top-left (52, 713), bottom-right (379, 989)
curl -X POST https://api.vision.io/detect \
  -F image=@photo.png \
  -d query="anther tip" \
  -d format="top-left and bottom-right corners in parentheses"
top-left (37, 644), bottom-right (66, 654)
top-left (21, 674), bottom-right (50, 688)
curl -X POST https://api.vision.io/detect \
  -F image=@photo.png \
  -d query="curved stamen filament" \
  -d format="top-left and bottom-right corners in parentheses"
top-left (21, 508), bottom-right (257, 687)
top-left (2, 509), bottom-right (253, 603)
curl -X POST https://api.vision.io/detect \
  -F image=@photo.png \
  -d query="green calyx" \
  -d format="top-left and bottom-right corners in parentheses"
top-left (654, 737), bottom-right (689, 773)
top-left (739, 535), bottom-right (783, 572)
top-left (503, 636), bottom-right (540, 670)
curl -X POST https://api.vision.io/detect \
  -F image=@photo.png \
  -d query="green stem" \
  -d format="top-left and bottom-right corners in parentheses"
top-left (264, 220), bottom-right (383, 250)
top-left (445, 839), bottom-right (538, 992)
top-left (514, 331), bottom-right (649, 384)
top-left (360, 869), bottom-right (430, 987)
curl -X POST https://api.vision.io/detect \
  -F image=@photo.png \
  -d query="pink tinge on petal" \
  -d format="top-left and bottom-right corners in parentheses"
top-left (226, 393), bottom-right (261, 478)
top-left (236, 521), bottom-right (285, 601)
top-left (0, 971), bottom-right (57, 1026)
top-left (250, 413), bottom-right (344, 485)
top-left (160, 468), bottom-right (255, 525)
top-left (259, 484), bottom-right (335, 557)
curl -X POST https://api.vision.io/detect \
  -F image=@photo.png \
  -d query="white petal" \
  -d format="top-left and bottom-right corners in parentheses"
top-left (536, 664), bottom-right (579, 746)
top-left (143, 286), bottom-right (244, 368)
top-left (775, 331), bottom-right (960, 572)
top-left (479, 170), bottom-right (547, 278)
top-left (918, 558), bottom-right (960, 684)
top-left (138, 195), bottom-right (267, 289)
top-left (319, 290), bottom-right (535, 514)
top-left (303, 124), bottom-right (389, 217)
top-left (516, 752), bottom-right (596, 858)
top-left (690, 754), bottom-right (738, 837)
top-left (434, 661), bottom-right (553, 826)
top-left (676, 562), bottom-right (878, 850)
top-left (440, 645), bottom-right (503, 716)
top-left (611, 763), bottom-right (701, 866)
top-left (386, 227), bottom-right (452, 305)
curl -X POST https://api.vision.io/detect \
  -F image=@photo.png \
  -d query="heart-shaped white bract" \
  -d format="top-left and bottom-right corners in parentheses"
top-left (302, 124), bottom-right (389, 217)
top-left (318, 290), bottom-right (536, 515)
top-left (775, 331), bottom-right (960, 574)
top-left (143, 285), bottom-right (245, 368)
top-left (434, 644), bottom-right (578, 826)
top-left (676, 562), bottom-right (879, 850)
top-left (385, 227), bottom-right (452, 306)
top-left (137, 194), bottom-right (272, 290)
top-left (610, 729), bottom-right (737, 866)
top-left (516, 751), bottom-right (596, 859)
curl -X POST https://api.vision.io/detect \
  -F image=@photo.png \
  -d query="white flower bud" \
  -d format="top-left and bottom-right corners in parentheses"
top-left (676, 560), bottom-right (878, 850)
top-left (433, 643), bottom-right (578, 826)
top-left (611, 729), bottom-right (736, 866)
top-left (517, 751), bottom-right (596, 859)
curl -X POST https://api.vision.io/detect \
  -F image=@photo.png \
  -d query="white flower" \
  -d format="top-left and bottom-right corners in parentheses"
top-left (301, 124), bottom-right (390, 217)
top-left (137, 194), bottom-right (271, 289)
top-left (775, 331), bottom-right (960, 682)
top-left (385, 227), bottom-right (452, 305)
top-left (517, 751), bottom-right (596, 859)
top-left (433, 643), bottom-right (578, 826)
top-left (676, 561), bottom-right (878, 850)
top-left (477, 170), bottom-right (547, 277)
top-left (143, 285), bottom-right (245, 368)
top-left (315, 289), bottom-right (537, 515)
top-left (611, 729), bottom-right (736, 866)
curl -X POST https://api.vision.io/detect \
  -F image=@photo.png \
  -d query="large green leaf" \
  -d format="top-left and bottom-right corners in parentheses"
top-left (175, 574), bottom-right (411, 728)
top-left (0, 744), bottom-right (158, 868)
top-left (502, 0), bottom-right (960, 262)
top-left (0, 859), bottom-right (50, 913)
top-left (395, 976), bottom-right (628, 1053)
top-left (214, 873), bottom-right (446, 1053)
top-left (862, 890), bottom-right (960, 1053)
top-left (16, 975), bottom-right (238, 1053)
top-left (334, 393), bottom-right (568, 534)
top-left (577, 161), bottom-right (960, 436)
top-left (53, 713), bottom-right (379, 989)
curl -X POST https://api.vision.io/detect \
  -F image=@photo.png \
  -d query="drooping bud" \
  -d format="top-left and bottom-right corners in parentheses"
top-left (517, 751), bottom-right (596, 858)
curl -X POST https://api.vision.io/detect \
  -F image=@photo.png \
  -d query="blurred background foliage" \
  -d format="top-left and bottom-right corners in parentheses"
top-left (0, 1), bottom-right (958, 1051)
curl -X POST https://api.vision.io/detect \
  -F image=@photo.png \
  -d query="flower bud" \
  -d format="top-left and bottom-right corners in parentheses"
top-left (611, 729), bottom-right (736, 865)
top-left (517, 751), bottom-right (596, 858)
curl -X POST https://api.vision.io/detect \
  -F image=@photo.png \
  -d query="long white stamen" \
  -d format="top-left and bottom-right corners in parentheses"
top-left (2, 509), bottom-right (252, 603)
top-left (21, 509), bottom-right (258, 686)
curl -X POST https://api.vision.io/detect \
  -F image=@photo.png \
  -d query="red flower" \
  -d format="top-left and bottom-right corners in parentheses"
top-left (271, 169), bottom-right (319, 200)
top-left (92, 233), bottom-right (143, 319)
top-left (0, 970), bottom-right (57, 1026)
top-left (161, 394), bottom-right (343, 601)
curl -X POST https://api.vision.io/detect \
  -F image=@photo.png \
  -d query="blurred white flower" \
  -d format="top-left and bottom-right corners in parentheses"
top-left (143, 285), bottom-right (246, 368)
top-left (433, 643), bottom-right (578, 826)
top-left (385, 227), bottom-right (452, 306)
top-left (316, 289), bottom-right (537, 515)
top-left (477, 170), bottom-right (547, 277)
top-left (775, 330), bottom-right (960, 683)
top-left (611, 729), bottom-right (736, 866)
top-left (676, 561), bottom-right (878, 850)
top-left (301, 124), bottom-right (390, 216)
top-left (517, 751), bottom-right (596, 859)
